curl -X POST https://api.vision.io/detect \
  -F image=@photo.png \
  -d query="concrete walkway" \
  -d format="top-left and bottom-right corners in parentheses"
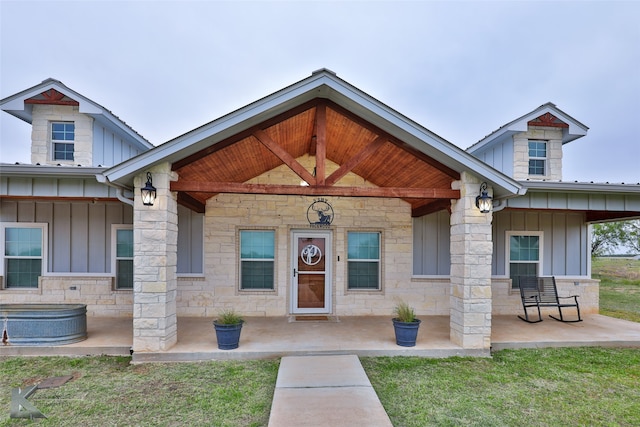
top-left (268, 355), bottom-right (393, 427)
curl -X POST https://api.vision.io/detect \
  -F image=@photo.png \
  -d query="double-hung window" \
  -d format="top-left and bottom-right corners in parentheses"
top-left (347, 231), bottom-right (381, 290)
top-left (240, 230), bottom-right (275, 290)
top-left (528, 140), bottom-right (547, 176)
top-left (113, 226), bottom-right (133, 290)
top-left (507, 231), bottom-right (542, 289)
top-left (52, 122), bottom-right (75, 161)
top-left (2, 224), bottom-right (46, 289)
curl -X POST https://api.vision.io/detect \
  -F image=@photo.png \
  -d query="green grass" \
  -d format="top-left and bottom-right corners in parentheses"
top-left (1, 258), bottom-right (639, 426)
top-left (0, 356), bottom-right (279, 427)
top-left (593, 257), bottom-right (640, 322)
top-left (363, 347), bottom-right (640, 427)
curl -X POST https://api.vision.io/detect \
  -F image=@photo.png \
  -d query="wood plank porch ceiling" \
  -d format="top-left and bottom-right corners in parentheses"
top-left (171, 99), bottom-right (460, 217)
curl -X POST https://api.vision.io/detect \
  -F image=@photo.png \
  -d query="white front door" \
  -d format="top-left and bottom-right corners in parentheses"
top-left (291, 230), bottom-right (332, 314)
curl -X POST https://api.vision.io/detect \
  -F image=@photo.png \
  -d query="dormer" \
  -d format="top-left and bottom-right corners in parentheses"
top-left (467, 103), bottom-right (588, 181)
top-left (1, 78), bottom-right (153, 167)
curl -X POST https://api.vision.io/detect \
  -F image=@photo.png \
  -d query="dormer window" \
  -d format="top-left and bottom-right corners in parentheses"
top-left (528, 140), bottom-right (547, 176)
top-left (52, 122), bottom-right (75, 161)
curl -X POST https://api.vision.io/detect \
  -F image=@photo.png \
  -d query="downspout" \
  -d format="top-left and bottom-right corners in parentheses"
top-left (96, 174), bottom-right (134, 206)
top-left (115, 187), bottom-right (134, 207)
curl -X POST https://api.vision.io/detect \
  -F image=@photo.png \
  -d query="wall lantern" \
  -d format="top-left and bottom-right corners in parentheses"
top-left (475, 182), bottom-right (492, 213)
top-left (140, 172), bottom-right (157, 206)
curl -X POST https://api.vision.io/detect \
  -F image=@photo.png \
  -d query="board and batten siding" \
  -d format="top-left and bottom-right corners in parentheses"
top-left (492, 210), bottom-right (588, 276)
top-left (177, 205), bottom-right (204, 275)
top-left (413, 210), bottom-right (451, 275)
top-left (0, 199), bottom-right (204, 276)
top-left (92, 123), bottom-right (145, 167)
top-left (471, 139), bottom-right (514, 178)
top-left (1, 199), bottom-right (132, 273)
top-left (412, 209), bottom-right (588, 277)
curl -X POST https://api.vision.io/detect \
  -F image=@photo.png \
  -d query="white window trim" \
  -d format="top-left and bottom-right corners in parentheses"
top-left (505, 230), bottom-right (544, 280)
top-left (346, 230), bottom-right (383, 291)
top-left (111, 224), bottom-right (133, 290)
top-left (0, 223), bottom-right (48, 289)
top-left (528, 140), bottom-right (547, 176)
top-left (51, 121), bottom-right (75, 161)
top-left (238, 229), bottom-right (277, 292)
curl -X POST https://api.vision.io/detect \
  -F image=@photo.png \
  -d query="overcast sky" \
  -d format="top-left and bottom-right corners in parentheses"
top-left (1, 0), bottom-right (639, 183)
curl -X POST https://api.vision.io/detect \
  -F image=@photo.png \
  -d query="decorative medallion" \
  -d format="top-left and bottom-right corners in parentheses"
top-left (300, 244), bottom-right (322, 265)
top-left (307, 198), bottom-right (334, 227)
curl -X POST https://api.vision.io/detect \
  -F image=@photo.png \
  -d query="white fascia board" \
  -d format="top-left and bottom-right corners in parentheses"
top-left (468, 104), bottom-right (589, 154)
top-left (318, 79), bottom-right (524, 197)
top-left (0, 164), bottom-right (106, 178)
top-left (522, 181), bottom-right (640, 195)
top-left (101, 73), bottom-right (339, 184)
top-left (1, 79), bottom-right (152, 150)
top-left (102, 71), bottom-right (523, 197)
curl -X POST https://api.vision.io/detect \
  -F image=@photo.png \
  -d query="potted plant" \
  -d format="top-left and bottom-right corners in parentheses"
top-left (392, 300), bottom-right (421, 347)
top-left (213, 309), bottom-right (244, 350)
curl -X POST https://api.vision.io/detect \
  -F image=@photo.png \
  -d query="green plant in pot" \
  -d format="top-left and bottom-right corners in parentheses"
top-left (392, 300), bottom-right (421, 347)
top-left (213, 309), bottom-right (244, 350)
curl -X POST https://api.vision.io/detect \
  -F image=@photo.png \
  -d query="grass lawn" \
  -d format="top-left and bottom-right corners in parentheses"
top-left (593, 257), bottom-right (640, 322)
top-left (0, 357), bottom-right (279, 427)
top-left (362, 347), bottom-right (640, 426)
top-left (2, 257), bottom-right (639, 426)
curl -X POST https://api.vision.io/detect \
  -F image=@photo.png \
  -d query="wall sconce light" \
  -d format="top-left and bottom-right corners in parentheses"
top-left (140, 172), bottom-right (157, 206)
top-left (475, 182), bottom-right (492, 213)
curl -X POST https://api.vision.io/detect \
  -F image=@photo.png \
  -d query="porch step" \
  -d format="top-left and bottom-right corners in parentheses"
top-left (268, 354), bottom-right (393, 427)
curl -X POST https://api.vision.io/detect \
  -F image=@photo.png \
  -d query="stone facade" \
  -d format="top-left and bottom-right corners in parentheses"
top-left (0, 276), bottom-right (132, 317)
top-left (449, 172), bottom-right (493, 349)
top-left (512, 127), bottom-right (563, 181)
top-left (132, 163), bottom-right (178, 352)
top-left (176, 155), bottom-right (419, 318)
top-left (31, 105), bottom-right (94, 166)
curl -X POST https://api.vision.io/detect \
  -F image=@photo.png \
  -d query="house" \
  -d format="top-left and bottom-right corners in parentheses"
top-left (2, 69), bottom-right (640, 354)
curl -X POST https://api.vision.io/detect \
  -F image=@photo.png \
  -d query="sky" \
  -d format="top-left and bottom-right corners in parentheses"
top-left (1, 0), bottom-right (639, 183)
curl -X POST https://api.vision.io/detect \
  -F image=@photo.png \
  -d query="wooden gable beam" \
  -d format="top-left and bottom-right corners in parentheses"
top-left (253, 129), bottom-right (316, 185)
top-left (411, 199), bottom-right (452, 217)
top-left (325, 135), bottom-right (387, 186)
top-left (315, 102), bottom-right (327, 185)
top-left (177, 192), bottom-right (206, 213)
top-left (171, 180), bottom-right (460, 199)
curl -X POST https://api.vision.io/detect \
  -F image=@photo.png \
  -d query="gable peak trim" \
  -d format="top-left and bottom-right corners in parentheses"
top-left (527, 112), bottom-right (569, 129)
top-left (24, 88), bottom-right (80, 106)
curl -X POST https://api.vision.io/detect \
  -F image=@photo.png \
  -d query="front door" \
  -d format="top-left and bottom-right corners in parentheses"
top-left (291, 230), bottom-right (332, 314)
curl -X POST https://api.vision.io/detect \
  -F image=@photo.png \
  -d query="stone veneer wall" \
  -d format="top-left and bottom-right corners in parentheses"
top-left (512, 127), bottom-right (563, 181)
top-left (0, 276), bottom-right (133, 317)
top-left (176, 155), bottom-right (424, 317)
top-left (31, 105), bottom-right (94, 166)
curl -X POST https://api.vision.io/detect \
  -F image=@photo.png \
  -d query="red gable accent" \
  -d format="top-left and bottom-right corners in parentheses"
top-left (527, 112), bottom-right (569, 128)
top-left (24, 89), bottom-right (79, 106)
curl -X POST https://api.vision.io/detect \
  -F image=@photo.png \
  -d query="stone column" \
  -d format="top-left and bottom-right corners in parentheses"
top-left (449, 172), bottom-right (493, 349)
top-left (132, 163), bottom-right (178, 352)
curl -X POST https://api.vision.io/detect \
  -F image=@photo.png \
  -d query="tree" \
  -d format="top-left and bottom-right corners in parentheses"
top-left (592, 220), bottom-right (640, 256)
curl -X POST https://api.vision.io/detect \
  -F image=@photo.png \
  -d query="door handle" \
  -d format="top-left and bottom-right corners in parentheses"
top-left (293, 268), bottom-right (297, 277)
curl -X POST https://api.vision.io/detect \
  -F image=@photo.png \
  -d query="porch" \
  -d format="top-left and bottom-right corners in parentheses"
top-left (2, 315), bottom-right (640, 362)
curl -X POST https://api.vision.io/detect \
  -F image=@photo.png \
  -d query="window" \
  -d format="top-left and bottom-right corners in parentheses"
top-left (2, 224), bottom-right (46, 289)
top-left (528, 140), bottom-right (546, 175)
top-left (52, 122), bottom-right (75, 161)
top-left (240, 230), bottom-right (274, 290)
top-left (113, 226), bottom-right (133, 289)
top-left (507, 232), bottom-right (542, 289)
top-left (347, 231), bottom-right (381, 290)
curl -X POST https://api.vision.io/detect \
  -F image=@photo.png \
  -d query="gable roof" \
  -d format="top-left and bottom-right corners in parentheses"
top-left (0, 78), bottom-right (153, 152)
top-left (100, 69), bottom-right (524, 213)
top-left (467, 102), bottom-right (589, 155)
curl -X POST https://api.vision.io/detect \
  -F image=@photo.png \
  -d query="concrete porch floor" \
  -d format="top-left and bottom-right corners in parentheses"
top-left (2, 315), bottom-right (640, 362)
